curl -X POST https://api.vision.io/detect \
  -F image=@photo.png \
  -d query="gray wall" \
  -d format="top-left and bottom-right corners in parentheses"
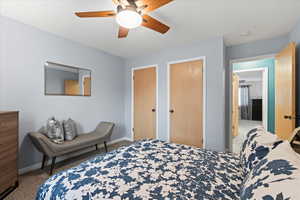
top-left (226, 35), bottom-right (290, 60)
top-left (124, 37), bottom-right (226, 152)
top-left (45, 68), bottom-right (78, 94)
top-left (0, 16), bottom-right (126, 169)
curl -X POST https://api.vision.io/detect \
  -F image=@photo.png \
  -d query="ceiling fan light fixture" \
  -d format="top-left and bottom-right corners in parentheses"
top-left (116, 10), bottom-right (142, 29)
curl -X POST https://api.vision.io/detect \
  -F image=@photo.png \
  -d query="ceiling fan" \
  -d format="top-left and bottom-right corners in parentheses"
top-left (75, 0), bottom-right (173, 38)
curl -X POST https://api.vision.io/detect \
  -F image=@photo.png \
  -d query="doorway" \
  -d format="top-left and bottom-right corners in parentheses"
top-left (132, 66), bottom-right (157, 141)
top-left (168, 58), bottom-right (205, 148)
top-left (229, 43), bottom-right (296, 153)
top-left (232, 68), bottom-right (268, 153)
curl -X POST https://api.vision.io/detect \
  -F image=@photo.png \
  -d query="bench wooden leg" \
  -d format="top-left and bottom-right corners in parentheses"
top-left (50, 157), bottom-right (56, 175)
top-left (104, 141), bottom-right (108, 153)
top-left (41, 154), bottom-right (47, 170)
top-left (95, 144), bottom-right (98, 150)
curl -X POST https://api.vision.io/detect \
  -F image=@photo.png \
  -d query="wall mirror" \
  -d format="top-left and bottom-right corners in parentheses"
top-left (45, 62), bottom-right (91, 96)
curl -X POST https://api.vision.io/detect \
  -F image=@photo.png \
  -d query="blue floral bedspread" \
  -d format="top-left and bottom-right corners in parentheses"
top-left (36, 140), bottom-right (243, 200)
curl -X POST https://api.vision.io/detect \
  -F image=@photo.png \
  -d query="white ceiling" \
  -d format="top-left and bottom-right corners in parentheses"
top-left (1, 0), bottom-right (300, 58)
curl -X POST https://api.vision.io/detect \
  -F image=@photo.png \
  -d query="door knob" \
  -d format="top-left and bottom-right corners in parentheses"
top-left (284, 115), bottom-right (300, 120)
top-left (152, 108), bottom-right (156, 112)
top-left (284, 115), bottom-right (292, 120)
top-left (169, 109), bottom-right (174, 113)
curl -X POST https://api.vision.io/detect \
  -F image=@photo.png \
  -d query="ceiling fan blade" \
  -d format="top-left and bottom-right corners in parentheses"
top-left (142, 14), bottom-right (170, 34)
top-left (118, 26), bottom-right (129, 38)
top-left (137, 0), bottom-right (173, 13)
top-left (75, 11), bottom-right (116, 18)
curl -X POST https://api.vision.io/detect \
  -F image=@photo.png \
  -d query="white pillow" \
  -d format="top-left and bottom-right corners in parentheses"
top-left (240, 141), bottom-right (300, 200)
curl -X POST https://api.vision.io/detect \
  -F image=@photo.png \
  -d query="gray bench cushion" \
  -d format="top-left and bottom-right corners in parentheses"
top-left (29, 122), bottom-right (114, 157)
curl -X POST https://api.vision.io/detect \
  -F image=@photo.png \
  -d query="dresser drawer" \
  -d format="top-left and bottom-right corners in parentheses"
top-left (0, 113), bottom-right (18, 133)
top-left (0, 112), bottom-right (18, 196)
top-left (0, 129), bottom-right (17, 143)
top-left (0, 141), bottom-right (17, 160)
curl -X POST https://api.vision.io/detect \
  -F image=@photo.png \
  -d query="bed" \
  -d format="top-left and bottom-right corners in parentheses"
top-left (36, 139), bottom-right (243, 200)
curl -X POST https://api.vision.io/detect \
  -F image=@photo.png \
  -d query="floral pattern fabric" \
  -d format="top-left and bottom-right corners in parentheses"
top-left (240, 141), bottom-right (300, 200)
top-left (240, 127), bottom-right (281, 177)
top-left (36, 140), bottom-right (243, 200)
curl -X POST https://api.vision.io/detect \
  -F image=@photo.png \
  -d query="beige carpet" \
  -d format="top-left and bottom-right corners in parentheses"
top-left (232, 120), bottom-right (263, 154)
top-left (5, 140), bottom-right (132, 200)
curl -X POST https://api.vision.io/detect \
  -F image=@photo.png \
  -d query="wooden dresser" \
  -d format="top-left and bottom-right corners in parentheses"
top-left (0, 111), bottom-right (19, 198)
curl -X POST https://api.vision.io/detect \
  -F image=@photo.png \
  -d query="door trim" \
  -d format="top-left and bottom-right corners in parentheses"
top-left (131, 65), bottom-right (159, 141)
top-left (82, 75), bottom-right (91, 95)
top-left (167, 56), bottom-right (206, 148)
top-left (233, 68), bottom-right (269, 131)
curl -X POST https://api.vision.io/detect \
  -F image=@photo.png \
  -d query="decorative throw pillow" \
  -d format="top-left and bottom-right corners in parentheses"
top-left (240, 127), bottom-right (282, 177)
top-left (63, 118), bottom-right (77, 141)
top-left (45, 117), bottom-right (64, 144)
top-left (38, 126), bottom-right (47, 135)
top-left (240, 141), bottom-right (300, 200)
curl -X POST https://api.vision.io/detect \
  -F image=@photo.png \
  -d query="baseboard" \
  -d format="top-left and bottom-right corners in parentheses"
top-left (19, 137), bottom-right (132, 175)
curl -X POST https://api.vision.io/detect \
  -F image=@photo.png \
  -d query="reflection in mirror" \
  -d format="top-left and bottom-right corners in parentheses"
top-left (45, 62), bottom-right (91, 96)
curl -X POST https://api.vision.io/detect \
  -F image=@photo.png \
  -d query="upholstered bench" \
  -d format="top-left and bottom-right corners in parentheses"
top-left (29, 122), bottom-right (115, 175)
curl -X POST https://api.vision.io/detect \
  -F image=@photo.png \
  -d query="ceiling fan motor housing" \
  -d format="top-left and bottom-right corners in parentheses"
top-left (117, 5), bottom-right (141, 15)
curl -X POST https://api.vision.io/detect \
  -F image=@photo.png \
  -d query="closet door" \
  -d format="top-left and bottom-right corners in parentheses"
top-left (169, 59), bottom-right (204, 147)
top-left (133, 67), bottom-right (156, 140)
